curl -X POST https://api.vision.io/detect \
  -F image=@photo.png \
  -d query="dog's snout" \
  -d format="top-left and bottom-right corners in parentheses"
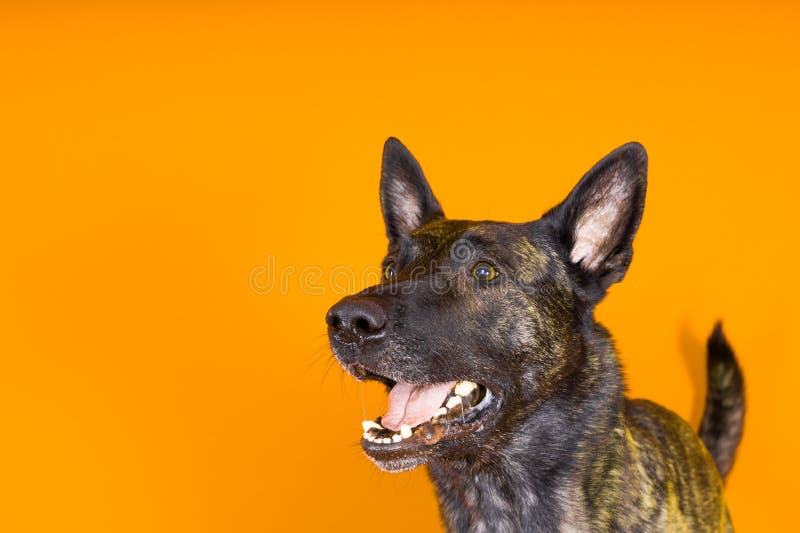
top-left (326, 297), bottom-right (387, 343)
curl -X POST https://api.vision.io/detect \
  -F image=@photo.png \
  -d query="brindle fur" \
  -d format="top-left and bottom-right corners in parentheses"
top-left (327, 138), bottom-right (744, 532)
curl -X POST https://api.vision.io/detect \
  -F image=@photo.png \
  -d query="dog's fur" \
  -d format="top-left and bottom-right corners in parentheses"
top-left (327, 138), bottom-right (744, 532)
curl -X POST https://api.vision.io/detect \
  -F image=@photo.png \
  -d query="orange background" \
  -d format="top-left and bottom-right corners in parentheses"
top-left (1, 2), bottom-right (798, 531)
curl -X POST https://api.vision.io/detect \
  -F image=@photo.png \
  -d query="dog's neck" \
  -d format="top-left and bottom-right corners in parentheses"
top-left (428, 333), bottom-right (625, 532)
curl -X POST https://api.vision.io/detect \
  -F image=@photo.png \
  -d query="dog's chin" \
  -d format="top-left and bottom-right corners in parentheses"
top-left (365, 453), bottom-right (429, 473)
top-left (345, 363), bottom-right (504, 471)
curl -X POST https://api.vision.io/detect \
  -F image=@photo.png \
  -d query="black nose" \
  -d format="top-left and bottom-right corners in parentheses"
top-left (326, 296), bottom-right (387, 343)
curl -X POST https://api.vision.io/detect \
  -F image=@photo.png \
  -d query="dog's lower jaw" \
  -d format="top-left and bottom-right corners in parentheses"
top-left (366, 453), bottom-right (428, 473)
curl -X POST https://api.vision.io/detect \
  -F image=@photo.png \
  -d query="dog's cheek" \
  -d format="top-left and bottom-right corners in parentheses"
top-left (446, 290), bottom-right (539, 374)
top-left (478, 287), bottom-right (581, 400)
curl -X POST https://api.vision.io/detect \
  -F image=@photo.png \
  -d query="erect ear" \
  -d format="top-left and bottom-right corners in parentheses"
top-left (379, 137), bottom-right (444, 243)
top-left (544, 142), bottom-right (647, 298)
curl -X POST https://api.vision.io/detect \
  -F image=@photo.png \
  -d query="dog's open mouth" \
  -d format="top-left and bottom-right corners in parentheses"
top-left (350, 366), bottom-right (502, 471)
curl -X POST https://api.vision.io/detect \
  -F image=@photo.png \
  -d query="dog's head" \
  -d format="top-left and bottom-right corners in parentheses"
top-left (326, 138), bottom-right (647, 472)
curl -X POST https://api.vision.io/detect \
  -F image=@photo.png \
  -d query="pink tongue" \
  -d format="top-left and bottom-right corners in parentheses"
top-left (381, 381), bottom-right (457, 431)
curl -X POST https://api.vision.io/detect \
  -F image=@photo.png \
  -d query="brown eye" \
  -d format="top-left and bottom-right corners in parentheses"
top-left (384, 261), bottom-right (397, 281)
top-left (472, 261), bottom-right (498, 282)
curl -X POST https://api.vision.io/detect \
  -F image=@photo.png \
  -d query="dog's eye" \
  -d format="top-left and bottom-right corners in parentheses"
top-left (472, 262), bottom-right (498, 282)
top-left (384, 261), bottom-right (397, 281)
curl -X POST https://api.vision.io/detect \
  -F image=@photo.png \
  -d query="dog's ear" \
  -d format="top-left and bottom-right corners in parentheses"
top-left (380, 137), bottom-right (444, 243)
top-left (544, 142), bottom-right (647, 299)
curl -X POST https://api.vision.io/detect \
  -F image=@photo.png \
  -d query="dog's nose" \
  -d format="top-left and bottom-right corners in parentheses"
top-left (326, 296), bottom-right (387, 343)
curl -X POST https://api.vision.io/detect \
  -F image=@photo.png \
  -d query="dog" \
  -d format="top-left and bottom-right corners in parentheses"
top-left (326, 138), bottom-right (744, 532)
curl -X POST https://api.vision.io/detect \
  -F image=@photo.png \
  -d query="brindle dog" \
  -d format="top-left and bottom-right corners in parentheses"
top-left (326, 138), bottom-right (744, 532)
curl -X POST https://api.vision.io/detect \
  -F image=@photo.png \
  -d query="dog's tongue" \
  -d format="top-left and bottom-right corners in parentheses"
top-left (382, 381), bottom-right (456, 431)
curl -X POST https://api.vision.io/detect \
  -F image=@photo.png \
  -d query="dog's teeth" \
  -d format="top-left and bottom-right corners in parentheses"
top-left (363, 432), bottom-right (370, 440)
top-left (435, 407), bottom-right (448, 417)
top-left (392, 434), bottom-right (402, 443)
top-left (454, 381), bottom-right (478, 396)
top-left (361, 420), bottom-right (383, 432)
top-left (446, 396), bottom-right (463, 409)
top-left (400, 424), bottom-right (413, 439)
top-left (382, 438), bottom-right (392, 444)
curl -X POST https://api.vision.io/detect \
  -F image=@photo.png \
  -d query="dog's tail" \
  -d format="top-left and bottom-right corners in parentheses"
top-left (698, 322), bottom-right (745, 480)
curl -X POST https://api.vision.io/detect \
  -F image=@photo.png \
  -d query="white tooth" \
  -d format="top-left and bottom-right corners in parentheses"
top-left (362, 420), bottom-right (383, 432)
top-left (382, 438), bottom-right (392, 444)
top-left (436, 407), bottom-right (448, 417)
top-left (366, 435), bottom-right (376, 442)
top-left (363, 432), bottom-right (371, 440)
top-left (446, 396), bottom-right (463, 409)
top-left (392, 434), bottom-right (402, 443)
top-left (454, 381), bottom-right (478, 396)
top-left (400, 425), bottom-right (413, 439)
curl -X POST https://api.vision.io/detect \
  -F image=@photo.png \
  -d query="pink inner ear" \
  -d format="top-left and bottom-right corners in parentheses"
top-left (569, 176), bottom-right (632, 271)
top-left (389, 179), bottom-right (423, 232)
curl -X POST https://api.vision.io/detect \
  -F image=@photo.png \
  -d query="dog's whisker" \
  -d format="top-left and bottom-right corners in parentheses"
top-left (306, 343), bottom-right (336, 369)
top-left (317, 357), bottom-right (339, 390)
top-left (359, 382), bottom-right (367, 422)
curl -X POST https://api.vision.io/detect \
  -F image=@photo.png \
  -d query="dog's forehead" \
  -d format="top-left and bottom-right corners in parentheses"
top-left (408, 220), bottom-right (548, 268)
top-left (408, 219), bottom-right (472, 253)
